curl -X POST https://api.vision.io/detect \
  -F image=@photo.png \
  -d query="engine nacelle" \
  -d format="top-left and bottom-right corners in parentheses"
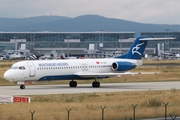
top-left (112, 61), bottom-right (136, 71)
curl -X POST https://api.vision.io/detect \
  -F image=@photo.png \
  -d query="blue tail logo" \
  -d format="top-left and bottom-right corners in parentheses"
top-left (132, 42), bottom-right (144, 56)
top-left (115, 36), bottom-right (148, 59)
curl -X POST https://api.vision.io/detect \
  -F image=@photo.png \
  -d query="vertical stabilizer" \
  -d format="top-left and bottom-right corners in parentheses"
top-left (115, 36), bottom-right (148, 59)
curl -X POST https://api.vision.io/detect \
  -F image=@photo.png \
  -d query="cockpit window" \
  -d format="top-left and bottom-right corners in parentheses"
top-left (10, 66), bottom-right (18, 69)
top-left (18, 66), bottom-right (25, 70)
top-left (10, 65), bottom-right (26, 70)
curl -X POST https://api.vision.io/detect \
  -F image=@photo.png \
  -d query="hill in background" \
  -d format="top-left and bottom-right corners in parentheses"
top-left (0, 15), bottom-right (180, 36)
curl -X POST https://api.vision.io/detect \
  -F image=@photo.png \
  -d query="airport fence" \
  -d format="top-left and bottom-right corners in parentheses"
top-left (0, 102), bottom-right (179, 120)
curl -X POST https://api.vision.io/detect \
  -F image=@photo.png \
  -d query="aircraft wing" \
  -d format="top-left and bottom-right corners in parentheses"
top-left (132, 72), bottom-right (159, 75)
top-left (75, 72), bottom-right (158, 78)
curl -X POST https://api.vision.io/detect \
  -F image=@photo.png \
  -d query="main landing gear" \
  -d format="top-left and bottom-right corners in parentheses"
top-left (20, 84), bottom-right (25, 89)
top-left (92, 81), bottom-right (100, 87)
top-left (69, 81), bottom-right (77, 87)
top-left (69, 79), bottom-right (100, 88)
top-left (92, 78), bottom-right (100, 88)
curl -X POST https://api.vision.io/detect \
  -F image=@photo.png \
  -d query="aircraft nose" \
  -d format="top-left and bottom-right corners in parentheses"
top-left (4, 71), bottom-right (13, 81)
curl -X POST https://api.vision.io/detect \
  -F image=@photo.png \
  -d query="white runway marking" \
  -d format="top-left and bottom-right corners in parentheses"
top-left (0, 81), bottom-right (179, 95)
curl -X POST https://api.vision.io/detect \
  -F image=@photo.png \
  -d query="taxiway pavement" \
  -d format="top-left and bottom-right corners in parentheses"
top-left (0, 81), bottom-right (180, 95)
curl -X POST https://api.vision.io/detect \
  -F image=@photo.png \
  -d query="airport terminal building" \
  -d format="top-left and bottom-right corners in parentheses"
top-left (0, 31), bottom-right (180, 57)
top-left (0, 32), bottom-right (135, 56)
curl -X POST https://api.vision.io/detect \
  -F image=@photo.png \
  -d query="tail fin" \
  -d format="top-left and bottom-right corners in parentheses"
top-left (115, 36), bottom-right (148, 59)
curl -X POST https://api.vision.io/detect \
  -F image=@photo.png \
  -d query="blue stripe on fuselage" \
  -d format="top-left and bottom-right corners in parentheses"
top-left (38, 75), bottom-right (108, 81)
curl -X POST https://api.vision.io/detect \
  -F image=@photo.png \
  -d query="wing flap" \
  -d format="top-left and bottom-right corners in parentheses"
top-left (75, 72), bottom-right (133, 78)
top-left (133, 72), bottom-right (159, 75)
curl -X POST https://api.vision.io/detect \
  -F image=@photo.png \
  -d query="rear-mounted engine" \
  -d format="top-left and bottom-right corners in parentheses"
top-left (112, 61), bottom-right (136, 71)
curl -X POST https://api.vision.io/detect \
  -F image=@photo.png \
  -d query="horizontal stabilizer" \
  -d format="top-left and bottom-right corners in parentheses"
top-left (139, 38), bottom-right (175, 41)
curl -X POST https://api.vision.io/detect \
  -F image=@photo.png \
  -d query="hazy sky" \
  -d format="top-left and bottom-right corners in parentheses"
top-left (1, 0), bottom-right (180, 24)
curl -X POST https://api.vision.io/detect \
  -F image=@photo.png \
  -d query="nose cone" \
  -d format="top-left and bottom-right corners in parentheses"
top-left (4, 70), bottom-right (13, 81)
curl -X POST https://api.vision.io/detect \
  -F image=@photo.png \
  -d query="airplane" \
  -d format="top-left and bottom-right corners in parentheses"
top-left (161, 51), bottom-right (180, 60)
top-left (3, 36), bottom-right (175, 89)
top-left (10, 51), bottom-right (24, 60)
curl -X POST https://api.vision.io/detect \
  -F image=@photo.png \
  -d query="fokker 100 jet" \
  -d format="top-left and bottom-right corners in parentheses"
top-left (3, 36), bottom-right (174, 89)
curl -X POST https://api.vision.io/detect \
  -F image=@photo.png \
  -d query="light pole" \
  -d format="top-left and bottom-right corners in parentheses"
top-left (68, 38), bottom-right (69, 58)
top-left (99, 29), bottom-right (103, 51)
top-left (66, 36), bottom-right (70, 58)
top-left (13, 36), bottom-right (17, 51)
top-left (165, 29), bottom-right (169, 52)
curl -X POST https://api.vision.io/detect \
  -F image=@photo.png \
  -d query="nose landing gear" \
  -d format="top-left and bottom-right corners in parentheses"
top-left (20, 84), bottom-right (25, 89)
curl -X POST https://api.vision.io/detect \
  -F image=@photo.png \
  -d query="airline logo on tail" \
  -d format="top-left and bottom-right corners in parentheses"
top-left (132, 42), bottom-right (144, 55)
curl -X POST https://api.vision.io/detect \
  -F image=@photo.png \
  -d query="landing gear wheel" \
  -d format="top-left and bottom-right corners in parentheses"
top-left (69, 81), bottom-right (77, 87)
top-left (20, 84), bottom-right (25, 89)
top-left (92, 82), bottom-right (100, 88)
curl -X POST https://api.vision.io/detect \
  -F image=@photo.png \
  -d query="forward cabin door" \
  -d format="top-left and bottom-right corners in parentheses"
top-left (27, 62), bottom-right (36, 77)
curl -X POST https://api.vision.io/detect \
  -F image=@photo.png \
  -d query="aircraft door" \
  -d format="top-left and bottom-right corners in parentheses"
top-left (27, 62), bottom-right (36, 77)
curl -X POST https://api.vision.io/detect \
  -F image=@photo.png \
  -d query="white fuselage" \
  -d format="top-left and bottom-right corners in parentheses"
top-left (4, 58), bottom-right (142, 82)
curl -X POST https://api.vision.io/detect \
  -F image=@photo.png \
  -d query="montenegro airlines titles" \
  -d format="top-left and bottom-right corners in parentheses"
top-left (3, 36), bottom-right (175, 89)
